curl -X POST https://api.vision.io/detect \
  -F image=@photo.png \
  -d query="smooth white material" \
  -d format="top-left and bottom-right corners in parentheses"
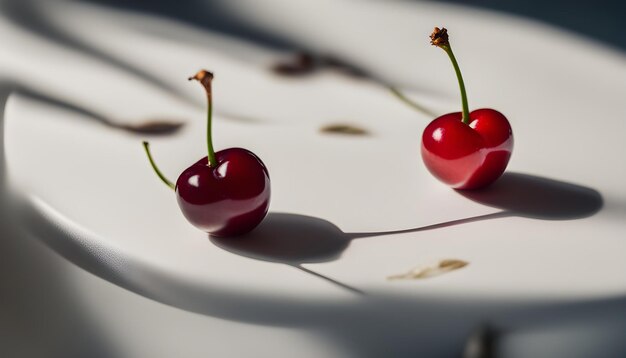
top-left (2, 0), bottom-right (626, 356)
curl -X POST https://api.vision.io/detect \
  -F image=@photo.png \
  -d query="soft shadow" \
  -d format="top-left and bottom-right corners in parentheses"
top-left (351, 172), bottom-right (603, 239)
top-left (458, 172), bottom-right (603, 220)
top-left (84, 0), bottom-right (295, 50)
top-left (211, 212), bottom-right (505, 266)
top-left (81, 0), bottom-right (439, 94)
top-left (294, 265), bottom-right (364, 295)
top-left (211, 213), bottom-right (349, 264)
top-left (212, 173), bottom-right (602, 279)
top-left (15, 86), bottom-right (185, 136)
top-left (0, 0), bottom-right (192, 106)
top-left (346, 212), bottom-right (510, 239)
top-left (463, 324), bottom-right (498, 358)
top-left (211, 213), bottom-right (363, 294)
top-left (0, 84), bottom-right (119, 358)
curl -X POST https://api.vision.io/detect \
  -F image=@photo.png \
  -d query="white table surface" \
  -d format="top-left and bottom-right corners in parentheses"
top-left (2, 1), bottom-right (626, 357)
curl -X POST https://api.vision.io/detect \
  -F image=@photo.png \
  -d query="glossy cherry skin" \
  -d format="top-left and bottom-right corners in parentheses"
top-left (421, 108), bottom-right (513, 189)
top-left (175, 148), bottom-right (270, 237)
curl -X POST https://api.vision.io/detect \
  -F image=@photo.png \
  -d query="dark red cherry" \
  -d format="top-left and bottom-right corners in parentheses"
top-left (421, 27), bottom-right (513, 189)
top-left (143, 70), bottom-right (271, 237)
top-left (175, 148), bottom-right (270, 237)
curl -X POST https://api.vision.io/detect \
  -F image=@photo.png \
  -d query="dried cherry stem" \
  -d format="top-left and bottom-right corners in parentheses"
top-left (430, 27), bottom-right (470, 124)
top-left (189, 70), bottom-right (218, 167)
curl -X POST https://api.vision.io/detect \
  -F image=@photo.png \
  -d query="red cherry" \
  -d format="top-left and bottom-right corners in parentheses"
top-left (422, 109), bottom-right (513, 189)
top-left (422, 27), bottom-right (513, 189)
top-left (143, 70), bottom-right (271, 236)
top-left (176, 148), bottom-right (270, 236)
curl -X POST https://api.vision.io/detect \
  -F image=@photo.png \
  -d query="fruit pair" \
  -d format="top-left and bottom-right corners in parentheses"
top-left (144, 27), bottom-right (512, 237)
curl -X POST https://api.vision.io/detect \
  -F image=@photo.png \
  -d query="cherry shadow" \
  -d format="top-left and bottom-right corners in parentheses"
top-left (457, 172), bottom-right (603, 220)
top-left (210, 213), bottom-right (362, 294)
top-left (211, 172), bottom-right (603, 294)
top-left (348, 172), bottom-right (603, 239)
top-left (212, 213), bottom-right (348, 265)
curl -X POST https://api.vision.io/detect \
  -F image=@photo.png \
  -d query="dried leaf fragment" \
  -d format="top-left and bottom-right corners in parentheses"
top-left (439, 259), bottom-right (468, 271)
top-left (320, 123), bottom-right (369, 136)
top-left (388, 259), bottom-right (468, 280)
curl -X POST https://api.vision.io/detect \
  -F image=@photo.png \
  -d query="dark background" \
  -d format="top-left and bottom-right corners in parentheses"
top-left (440, 0), bottom-right (625, 51)
top-left (84, 0), bottom-right (626, 52)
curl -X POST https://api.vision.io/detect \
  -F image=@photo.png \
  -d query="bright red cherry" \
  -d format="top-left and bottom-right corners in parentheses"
top-left (143, 70), bottom-right (270, 236)
top-left (421, 27), bottom-right (513, 189)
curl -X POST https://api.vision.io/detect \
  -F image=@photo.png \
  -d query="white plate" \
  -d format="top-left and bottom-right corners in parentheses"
top-left (2, 0), bottom-right (626, 355)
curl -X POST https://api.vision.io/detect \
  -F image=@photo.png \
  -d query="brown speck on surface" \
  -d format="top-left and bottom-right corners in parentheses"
top-left (388, 259), bottom-right (468, 280)
top-left (320, 123), bottom-right (370, 136)
top-left (271, 52), bottom-right (318, 76)
top-left (439, 259), bottom-right (468, 271)
top-left (430, 27), bottom-right (450, 47)
top-left (116, 120), bottom-right (185, 135)
top-left (271, 52), bottom-right (369, 79)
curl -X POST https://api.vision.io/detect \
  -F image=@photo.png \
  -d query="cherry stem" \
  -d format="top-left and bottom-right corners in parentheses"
top-left (443, 45), bottom-right (470, 124)
top-left (143, 141), bottom-right (175, 190)
top-left (430, 27), bottom-right (470, 124)
top-left (189, 70), bottom-right (217, 167)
